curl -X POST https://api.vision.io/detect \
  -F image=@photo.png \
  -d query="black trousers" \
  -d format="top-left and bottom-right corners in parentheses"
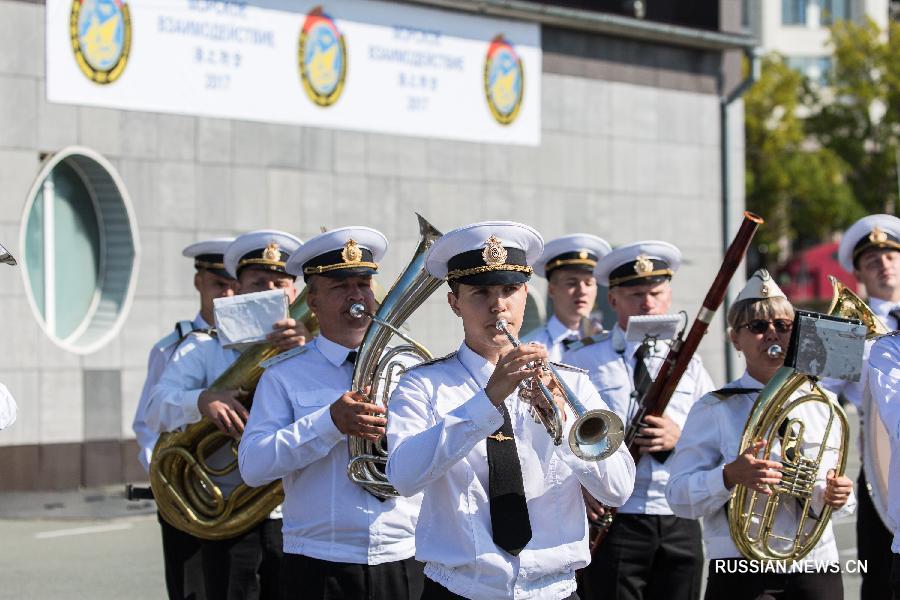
top-left (891, 554), bottom-right (900, 600)
top-left (704, 559), bottom-right (843, 600)
top-left (280, 554), bottom-right (425, 600)
top-left (200, 518), bottom-right (283, 600)
top-left (857, 470), bottom-right (893, 600)
top-left (421, 577), bottom-right (579, 600)
top-left (579, 513), bottom-right (703, 600)
top-left (158, 512), bottom-right (207, 600)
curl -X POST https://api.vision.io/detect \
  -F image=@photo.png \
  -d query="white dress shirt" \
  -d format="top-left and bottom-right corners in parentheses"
top-left (821, 296), bottom-right (898, 410)
top-left (521, 315), bottom-right (580, 363)
top-left (147, 329), bottom-right (243, 496)
top-left (666, 371), bottom-right (856, 566)
top-left (563, 325), bottom-right (714, 514)
top-left (386, 342), bottom-right (635, 600)
top-left (239, 335), bottom-right (421, 564)
top-left (132, 314), bottom-right (209, 472)
top-left (0, 383), bottom-right (16, 430)
top-left (868, 333), bottom-right (900, 552)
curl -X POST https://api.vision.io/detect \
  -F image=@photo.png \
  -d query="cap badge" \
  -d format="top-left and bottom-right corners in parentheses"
top-left (578, 250), bottom-right (588, 260)
top-left (634, 254), bottom-right (654, 275)
top-left (482, 235), bottom-right (508, 266)
top-left (758, 269), bottom-right (771, 296)
top-left (869, 226), bottom-right (888, 244)
top-left (341, 238), bottom-right (363, 264)
top-left (262, 243), bottom-right (280, 262)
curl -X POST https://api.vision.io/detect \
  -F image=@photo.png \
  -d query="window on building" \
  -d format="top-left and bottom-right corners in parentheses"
top-left (819, 0), bottom-right (850, 24)
top-left (782, 0), bottom-right (808, 25)
top-left (785, 55), bottom-right (832, 85)
top-left (21, 148), bottom-right (139, 354)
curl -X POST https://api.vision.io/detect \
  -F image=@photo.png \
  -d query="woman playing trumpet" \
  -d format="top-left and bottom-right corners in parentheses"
top-left (665, 269), bottom-right (855, 600)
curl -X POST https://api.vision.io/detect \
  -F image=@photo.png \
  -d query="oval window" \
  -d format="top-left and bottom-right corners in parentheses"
top-left (21, 147), bottom-right (139, 353)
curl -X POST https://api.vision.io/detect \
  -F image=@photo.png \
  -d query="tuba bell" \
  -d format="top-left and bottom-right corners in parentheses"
top-left (727, 276), bottom-right (884, 561)
top-left (150, 289), bottom-right (319, 540)
top-left (346, 214), bottom-right (443, 499)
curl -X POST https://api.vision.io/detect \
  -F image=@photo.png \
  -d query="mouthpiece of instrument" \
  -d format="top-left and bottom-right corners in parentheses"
top-left (767, 345), bottom-right (783, 358)
top-left (496, 319), bottom-right (509, 330)
top-left (350, 303), bottom-right (367, 319)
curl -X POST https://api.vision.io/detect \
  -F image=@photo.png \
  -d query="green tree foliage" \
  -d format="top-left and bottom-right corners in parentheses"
top-left (807, 17), bottom-right (899, 216)
top-left (744, 56), bottom-right (858, 265)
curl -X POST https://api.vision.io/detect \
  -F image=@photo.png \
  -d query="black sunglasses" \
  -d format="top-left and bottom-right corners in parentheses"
top-left (738, 319), bottom-right (793, 334)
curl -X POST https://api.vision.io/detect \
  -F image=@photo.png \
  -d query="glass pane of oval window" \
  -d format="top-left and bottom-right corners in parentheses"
top-left (21, 148), bottom-right (139, 354)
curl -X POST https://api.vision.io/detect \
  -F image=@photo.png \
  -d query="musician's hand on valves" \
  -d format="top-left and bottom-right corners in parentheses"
top-left (633, 414), bottom-right (680, 453)
top-left (824, 469), bottom-right (853, 508)
top-left (329, 387), bottom-right (386, 443)
top-left (485, 343), bottom-right (547, 406)
top-left (198, 388), bottom-right (250, 439)
top-left (722, 440), bottom-right (783, 494)
top-left (267, 318), bottom-right (310, 351)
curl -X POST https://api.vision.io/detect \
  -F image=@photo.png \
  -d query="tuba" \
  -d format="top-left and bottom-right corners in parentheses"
top-left (495, 320), bottom-right (625, 461)
top-left (346, 214), bottom-right (443, 499)
top-left (828, 276), bottom-right (892, 528)
top-left (150, 289), bottom-right (319, 540)
top-left (727, 276), bottom-right (883, 560)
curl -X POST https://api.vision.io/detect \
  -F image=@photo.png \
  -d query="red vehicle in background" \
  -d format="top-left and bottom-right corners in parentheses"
top-left (776, 241), bottom-right (861, 310)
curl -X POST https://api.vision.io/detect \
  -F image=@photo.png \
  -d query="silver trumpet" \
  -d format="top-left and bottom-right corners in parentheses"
top-left (495, 319), bottom-right (625, 461)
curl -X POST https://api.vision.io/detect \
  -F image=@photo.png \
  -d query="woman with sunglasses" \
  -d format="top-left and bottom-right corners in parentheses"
top-left (665, 269), bottom-right (855, 600)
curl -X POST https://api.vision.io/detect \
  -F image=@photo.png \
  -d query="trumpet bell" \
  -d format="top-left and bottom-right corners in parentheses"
top-left (569, 409), bottom-right (626, 461)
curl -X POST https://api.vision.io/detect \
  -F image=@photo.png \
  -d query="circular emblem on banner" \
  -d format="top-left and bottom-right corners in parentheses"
top-left (70, 0), bottom-right (132, 85)
top-left (298, 7), bottom-right (347, 107)
top-left (483, 35), bottom-right (524, 126)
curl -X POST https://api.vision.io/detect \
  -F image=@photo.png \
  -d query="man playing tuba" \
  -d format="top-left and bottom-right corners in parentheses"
top-left (147, 230), bottom-right (308, 600)
top-left (238, 227), bottom-right (425, 600)
top-left (386, 221), bottom-right (635, 599)
top-left (666, 270), bottom-right (855, 600)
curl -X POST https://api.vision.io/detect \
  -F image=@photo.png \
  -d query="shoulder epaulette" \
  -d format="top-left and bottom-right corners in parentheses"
top-left (259, 345), bottom-right (310, 369)
top-left (710, 387), bottom-right (762, 401)
top-left (187, 327), bottom-right (217, 339)
top-left (565, 332), bottom-right (610, 352)
top-left (404, 352), bottom-right (458, 371)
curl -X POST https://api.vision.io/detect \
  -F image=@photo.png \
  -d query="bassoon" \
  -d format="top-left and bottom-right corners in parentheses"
top-left (589, 211), bottom-right (763, 553)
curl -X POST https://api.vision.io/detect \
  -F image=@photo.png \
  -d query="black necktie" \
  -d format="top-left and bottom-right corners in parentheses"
top-left (487, 403), bottom-right (532, 556)
top-left (889, 309), bottom-right (900, 331)
top-left (345, 351), bottom-right (358, 365)
top-left (561, 336), bottom-right (579, 351)
top-left (633, 343), bottom-right (671, 463)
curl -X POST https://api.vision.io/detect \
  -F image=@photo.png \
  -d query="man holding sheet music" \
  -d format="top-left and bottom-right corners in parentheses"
top-left (563, 241), bottom-right (714, 600)
top-left (146, 229), bottom-right (307, 600)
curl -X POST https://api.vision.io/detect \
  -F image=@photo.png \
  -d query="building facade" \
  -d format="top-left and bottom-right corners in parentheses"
top-left (0, 0), bottom-right (753, 490)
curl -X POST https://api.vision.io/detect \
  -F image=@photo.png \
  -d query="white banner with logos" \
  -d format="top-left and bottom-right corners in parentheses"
top-left (46, 0), bottom-right (541, 145)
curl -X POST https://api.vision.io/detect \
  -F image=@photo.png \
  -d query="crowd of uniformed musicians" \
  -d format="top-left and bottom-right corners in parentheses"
top-left (130, 213), bottom-right (900, 600)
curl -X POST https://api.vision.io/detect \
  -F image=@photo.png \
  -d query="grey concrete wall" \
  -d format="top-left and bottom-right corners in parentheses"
top-left (0, 0), bottom-right (743, 488)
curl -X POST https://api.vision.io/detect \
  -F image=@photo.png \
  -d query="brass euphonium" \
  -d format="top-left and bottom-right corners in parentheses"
top-left (150, 289), bottom-right (319, 540)
top-left (727, 276), bottom-right (883, 560)
top-left (346, 214), bottom-right (443, 499)
top-left (494, 320), bottom-right (625, 461)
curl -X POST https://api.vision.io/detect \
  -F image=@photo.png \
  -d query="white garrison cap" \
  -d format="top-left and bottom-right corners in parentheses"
top-left (837, 214), bottom-right (900, 272)
top-left (285, 226), bottom-right (387, 281)
top-left (224, 230), bottom-right (303, 278)
top-left (533, 234), bottom-right (612, 278)
top-left (425, 221), bottom-right (543, 285)
top-left (735, 269), bottom-right (787, 303)
top-left (182, 237), bottom-right (235, 278)
top-left (595, 241), bottom-right (681, 288)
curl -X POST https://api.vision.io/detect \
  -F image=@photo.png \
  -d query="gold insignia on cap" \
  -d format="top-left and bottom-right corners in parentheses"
top-left (578, 250), bottom-right (588, 260)
top-left (634, 254), bottom-right (654, 275)
top-left (870, 226), bottom-right (888, 244)
top-left (482, 235), bottom-right (508, 266)
top-left (341, 239), bottom-right (363, 264)
top-left (758, 269), bottom-right (771, 296)
top-left (262, 243), bottom-right (280, 262)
